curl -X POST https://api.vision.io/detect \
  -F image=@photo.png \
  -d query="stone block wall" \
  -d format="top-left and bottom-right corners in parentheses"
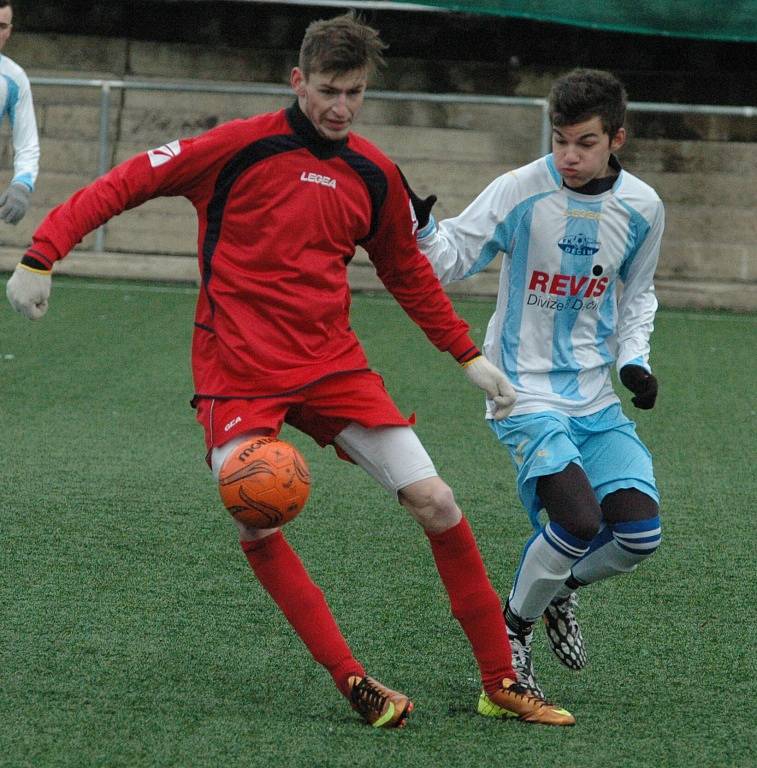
top-left (0, 27), bottom-right (754, 311)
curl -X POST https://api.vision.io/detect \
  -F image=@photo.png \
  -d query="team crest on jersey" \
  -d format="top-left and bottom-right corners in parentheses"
top-left (558, 233), bottom-right (600, 257)
top-left (147, 140), bottom-right (181, 167)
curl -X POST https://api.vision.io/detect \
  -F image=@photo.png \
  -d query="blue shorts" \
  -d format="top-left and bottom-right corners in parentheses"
top-left (489, 404), bottom-right (659, 527)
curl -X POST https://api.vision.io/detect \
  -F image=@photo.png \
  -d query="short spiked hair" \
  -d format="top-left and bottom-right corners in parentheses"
top-left (549, 68), bottom-right (627, 138)
top-left (299, 11), bottom-right (387, 78)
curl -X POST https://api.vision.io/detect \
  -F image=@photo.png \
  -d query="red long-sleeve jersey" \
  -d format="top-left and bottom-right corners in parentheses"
top-left (24, 102), bottom-right (478, 398)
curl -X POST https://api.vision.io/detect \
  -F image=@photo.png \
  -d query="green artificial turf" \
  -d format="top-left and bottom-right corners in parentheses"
top-left (1, 277), bottom-right (755, 767)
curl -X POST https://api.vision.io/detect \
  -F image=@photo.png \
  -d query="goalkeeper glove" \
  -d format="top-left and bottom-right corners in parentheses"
top-left (0, 182), bottom-right (32, 225)
top-left (462, 355), bottom-right (517, 420)
top-left (619, 364), bottom-right (658, 410)
top-left (396, 165), bottom-right (437, 230)
top-left (6, 263), bottom-right (52, 320)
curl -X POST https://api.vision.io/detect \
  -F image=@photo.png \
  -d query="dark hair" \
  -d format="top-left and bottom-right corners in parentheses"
top-left (549, 68), bottom-right (627, 137)
top-left (299, 11), bottom-right (387, 77)
top-left (0, 1), bottom-right (11, 8)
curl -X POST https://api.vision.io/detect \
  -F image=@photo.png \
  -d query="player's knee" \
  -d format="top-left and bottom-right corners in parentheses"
top-left (601, 487), bottom-right (659, 523)
top-left (399, 477), bottom-right (460, 532)
top-left (563, 515), bottom-right (602, 544)
top-left (546, 505), bottom-right (601, 543)
top-left (538, 462), bottom-right (602, 542)
top-left (428, 482), bottom-right (458, 518)
top-left (611, 515), bottom-right (662, 562)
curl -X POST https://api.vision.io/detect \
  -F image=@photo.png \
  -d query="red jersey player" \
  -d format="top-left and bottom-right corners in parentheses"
top-left (6, 12), bottom-right (573, 728)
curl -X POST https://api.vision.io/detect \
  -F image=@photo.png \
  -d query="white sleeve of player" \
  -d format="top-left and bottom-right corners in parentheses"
top-left (10, 71), bottom-right (40, 192)
top-left (417, 174), bottom-right (510, 286)
top-left (616, 200), bottom-right (665, 373)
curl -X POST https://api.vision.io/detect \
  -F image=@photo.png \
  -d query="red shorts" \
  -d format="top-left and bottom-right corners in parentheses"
top-left (194, 370), bottom-right (414, 456)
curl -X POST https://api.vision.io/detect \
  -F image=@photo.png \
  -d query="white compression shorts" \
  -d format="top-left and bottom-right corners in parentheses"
top-left (211, 423), bottom-right (438, 495)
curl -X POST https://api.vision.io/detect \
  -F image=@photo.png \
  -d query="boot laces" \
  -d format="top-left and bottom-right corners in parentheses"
top-left (507, 681), bottom-right (549, 708)
top-left (351, 677), bottom-right (387, 716)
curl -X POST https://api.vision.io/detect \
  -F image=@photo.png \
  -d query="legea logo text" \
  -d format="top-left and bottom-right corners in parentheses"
top-left (300, 171), bottom-right (337, 189)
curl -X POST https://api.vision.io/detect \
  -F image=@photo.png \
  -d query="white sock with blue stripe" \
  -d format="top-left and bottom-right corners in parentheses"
top-left (508, 522), bottom-right (591, 623)
top-left (569, 516), bottom-right (662, 585)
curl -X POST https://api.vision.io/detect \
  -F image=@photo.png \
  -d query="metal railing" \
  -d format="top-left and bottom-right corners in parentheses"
top-left (29, 75), bottom-right (757, 252)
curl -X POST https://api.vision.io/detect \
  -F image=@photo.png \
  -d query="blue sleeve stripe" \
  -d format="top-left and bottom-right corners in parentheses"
top-left (3, 75), bottom-right (18, 126)
top-left (12, 172), bottom-right (33, 190)
top-left (617, 199), bottom-right (652, 282)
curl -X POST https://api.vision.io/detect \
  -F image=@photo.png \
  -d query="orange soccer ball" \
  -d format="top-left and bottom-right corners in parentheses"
top-left (218, 437), bottom-right (311, 528)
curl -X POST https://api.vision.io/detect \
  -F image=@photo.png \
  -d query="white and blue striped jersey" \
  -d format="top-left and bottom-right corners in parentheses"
top-left (418, 154), bottom-right (664, 418)
top-left (0, 53), bottom-right (39, 191)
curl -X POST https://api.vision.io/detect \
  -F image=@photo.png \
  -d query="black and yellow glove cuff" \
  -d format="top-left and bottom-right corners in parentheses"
top-left (20, 254), bottom-right (53, 274)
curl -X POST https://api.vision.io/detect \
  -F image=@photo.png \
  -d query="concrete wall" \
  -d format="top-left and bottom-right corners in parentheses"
top-left (0, 31), bottom-right (755, 311)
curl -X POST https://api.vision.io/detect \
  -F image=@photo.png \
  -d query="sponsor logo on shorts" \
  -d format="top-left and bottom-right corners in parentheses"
top-left (224, 416), bottom-right (242, 432)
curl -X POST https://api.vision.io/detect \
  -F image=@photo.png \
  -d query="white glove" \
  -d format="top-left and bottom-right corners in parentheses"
top-left (0, 182), bottom-right (32, 225)
top-left (463, 355), bottom-right (517, 420)
top-left (6, 264), bottom-right (52, 320)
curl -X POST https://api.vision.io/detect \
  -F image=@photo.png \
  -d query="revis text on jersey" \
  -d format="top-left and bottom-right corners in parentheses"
top-left (529, 270), bottom-right (609, 298)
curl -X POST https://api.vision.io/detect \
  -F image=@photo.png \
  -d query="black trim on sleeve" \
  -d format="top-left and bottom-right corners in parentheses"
top-left (21, 251), bottom-right (53, 271)
top-left (456, 347), bottom-right (482, 365)
top-left (338, 149), bottom-right (388, 244)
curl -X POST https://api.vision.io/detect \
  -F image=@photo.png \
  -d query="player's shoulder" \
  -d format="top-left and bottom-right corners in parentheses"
top-left (485, 155), bottom-right (560, 208)
top-left (614, 167), bottom-right (664, 222)
top-left (194, 108), bottom-right (290, 147)
top-left (345, 130), bottom-right (396, 175)
top-left (496, 155), bottom-right (559, 193)
top-left (0, 54), bottom-right (30, 84)
top-left (615, 168), bottom-right (662, 205)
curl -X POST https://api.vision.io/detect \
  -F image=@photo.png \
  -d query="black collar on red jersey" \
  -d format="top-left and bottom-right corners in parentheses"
top-left (286, 101), bottom-right (348, 159)
top-left (564, 154), bottom-right (622, 195)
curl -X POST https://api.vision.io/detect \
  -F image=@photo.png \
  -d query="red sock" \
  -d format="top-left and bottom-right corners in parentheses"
top-left (426, 517), bottom-right (514, 693)
top-left (241, 532), bottom-right (364, 696)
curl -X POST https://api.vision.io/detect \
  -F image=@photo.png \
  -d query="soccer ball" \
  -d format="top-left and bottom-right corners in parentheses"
top-left (218, 437), bottom-right (311, 528)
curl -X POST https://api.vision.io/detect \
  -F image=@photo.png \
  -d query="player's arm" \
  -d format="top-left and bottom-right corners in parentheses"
top-left (616, 200), bottom-right (665, 409)
top-left (411, 173), bottom-right (510, 286)
top-left (0, 71), bottom-right (39, 224)
top-left (367, 165), bottom-right (516, 418)
top-left (6, 128), bottom-right (232, 320)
